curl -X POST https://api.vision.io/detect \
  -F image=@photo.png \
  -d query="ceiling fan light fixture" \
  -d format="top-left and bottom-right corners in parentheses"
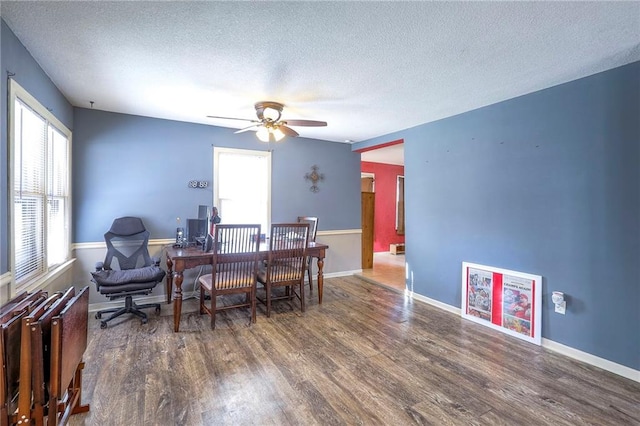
top-left (272, 126), bottom-right (285, 142)
top-left (263, 106), bottom-right (280, 121)
top-left (256, 126), bottom-right (270, 142)
top-left (209, 101), bottom-right (326, 142)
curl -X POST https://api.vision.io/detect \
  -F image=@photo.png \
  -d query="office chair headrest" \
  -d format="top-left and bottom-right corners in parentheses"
top-left (108, 217), bottom-right (147, 237)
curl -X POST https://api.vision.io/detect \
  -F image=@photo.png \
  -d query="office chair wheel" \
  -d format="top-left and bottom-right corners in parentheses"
top-left (100, 321), bottom-right (107, 329)
top-left (95, 312), bottom-right (102, 319)
top-left (155, 306), bottom-right (161, 314)
top-left (141, 318), bottom-right (148, 324)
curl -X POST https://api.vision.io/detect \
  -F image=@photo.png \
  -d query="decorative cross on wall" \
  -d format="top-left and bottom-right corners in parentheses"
top-left (304, 165), bottom-right (324, 193)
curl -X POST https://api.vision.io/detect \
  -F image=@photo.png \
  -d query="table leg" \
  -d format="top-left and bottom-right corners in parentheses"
top-left (173, 271), bottom-right (184, 332)
top-left (165, 257), bottom-right (174, 304)
top-left (316, 254), bottom-right (325, 304)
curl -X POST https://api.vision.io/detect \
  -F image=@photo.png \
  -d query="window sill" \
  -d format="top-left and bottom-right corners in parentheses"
top-left (17, 258), bottom-right (76, 294)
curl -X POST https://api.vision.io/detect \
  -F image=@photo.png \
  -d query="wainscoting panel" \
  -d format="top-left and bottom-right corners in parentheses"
top-left (72, 230), bottom-right (362, 307)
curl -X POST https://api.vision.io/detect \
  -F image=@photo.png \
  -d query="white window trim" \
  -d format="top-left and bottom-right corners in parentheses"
top-left (213, 147), bottom-right (271, 228)
top-left (8, 79), bottom-right (73, 297)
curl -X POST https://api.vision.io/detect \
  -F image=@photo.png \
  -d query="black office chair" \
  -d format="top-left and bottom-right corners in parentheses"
top-left (91, 217), bottom-right (166, 328)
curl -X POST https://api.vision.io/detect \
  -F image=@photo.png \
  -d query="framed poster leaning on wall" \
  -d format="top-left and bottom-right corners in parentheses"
top-left (461, 262), bottom-right (542, 345)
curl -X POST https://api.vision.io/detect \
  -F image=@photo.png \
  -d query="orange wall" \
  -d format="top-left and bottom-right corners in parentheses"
top-left (361, 161), bottom-right (405, 252)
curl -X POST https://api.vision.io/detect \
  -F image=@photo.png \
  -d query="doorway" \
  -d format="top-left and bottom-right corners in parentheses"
top-left (357, 143), bottom-right (406, 291)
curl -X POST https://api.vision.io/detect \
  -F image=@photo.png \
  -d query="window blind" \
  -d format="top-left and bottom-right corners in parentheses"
top-left (14, 100), bottom-right (47, 282)
top-left (11, 83), bottom-right (71, 287)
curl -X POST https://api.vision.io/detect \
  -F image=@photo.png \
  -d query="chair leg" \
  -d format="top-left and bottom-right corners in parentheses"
top-left (99, 306), bottom-right (130, 325)
top-left (300, 280), bottom-right (305, 313)
top-left (199, 286), bottom-right (205, 314)
top-left (130, 309), bottom-right (147, 320)
top-left (210, 289), bottom-right (216, 329)
top-left (307, 261), bottom-right (313, 295)
top-left (96, 295), bottom-right (158, 327)
top-left (266, 283), bottom-right (271, 318)
top-left (250, 286), bottom-right (256, 324)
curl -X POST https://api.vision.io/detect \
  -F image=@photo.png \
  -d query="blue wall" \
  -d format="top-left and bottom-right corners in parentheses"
top-left (73, 108), bottom-right (361, 242)
top-left (0, 19), bottom-right (74, 274)
top-left (355, 62), bottom-right (640, 370)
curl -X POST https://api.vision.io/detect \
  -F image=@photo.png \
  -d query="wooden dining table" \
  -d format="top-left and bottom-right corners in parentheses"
top-left (164, 242), bottom-right (329, 332)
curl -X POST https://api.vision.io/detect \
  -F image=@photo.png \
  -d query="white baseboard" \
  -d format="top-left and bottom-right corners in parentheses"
top-left (325, 270), bottom-right (362, 279)
top-left (405, 289), bottom-right (639, 383)
top-left (408, 290), bottom-right (461, 315)
top-left (88, 294), bottom-right (168, 313)
top-left (542, 338), bottom-right (639, 383)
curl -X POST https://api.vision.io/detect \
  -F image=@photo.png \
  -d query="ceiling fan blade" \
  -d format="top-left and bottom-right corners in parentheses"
top-left (234, 124), bottom-right (260, 134)
top-left (284, 119), bottom-right (327, 127)
top-left (206, 115), bottom-right (259, 123)
top-left (278, 125), bottom-right (299, 137)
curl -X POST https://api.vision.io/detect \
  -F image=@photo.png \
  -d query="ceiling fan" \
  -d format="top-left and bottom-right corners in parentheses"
top-left (207, 101), bottom-right (327, 142)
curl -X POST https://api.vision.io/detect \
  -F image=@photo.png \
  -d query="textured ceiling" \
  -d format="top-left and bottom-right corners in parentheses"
top-left (2, 1), bottom-right (639, 149)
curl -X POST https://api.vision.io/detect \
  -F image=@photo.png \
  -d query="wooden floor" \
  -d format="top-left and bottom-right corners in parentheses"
top-left (356, 251), bottom-right (406, 292)
top-left (69, 276), bottom-right (639, 425)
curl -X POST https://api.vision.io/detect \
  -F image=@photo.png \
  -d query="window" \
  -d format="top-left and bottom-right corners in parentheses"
top-left (213, 148), bottom-right (270, 232)
top-left (9, 80), bottom-right (72, 290)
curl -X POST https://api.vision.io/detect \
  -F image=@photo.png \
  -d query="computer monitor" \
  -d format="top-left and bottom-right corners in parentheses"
top-left (186, 218), bottom-right (208, 243)
top-left (198, 205), bottom-right (209, 220)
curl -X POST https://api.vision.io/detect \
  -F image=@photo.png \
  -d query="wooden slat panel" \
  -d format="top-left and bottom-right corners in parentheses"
top-left (18, 292), bottom-right (65, 420)
top-left (0, 291), bottom-right (47, 324)
top-left (28, 287), bottom-right (77, 422)
top-left (51, 287), bottom-right (89, 399)
top-left (0, 334), bottom-right (7, 426)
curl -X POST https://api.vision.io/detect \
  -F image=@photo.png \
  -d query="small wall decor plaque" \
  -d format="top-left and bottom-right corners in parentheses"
top-left (304, 165), bottom-right (324, 193)
top-left (188, 180), bottom-right (208, 188)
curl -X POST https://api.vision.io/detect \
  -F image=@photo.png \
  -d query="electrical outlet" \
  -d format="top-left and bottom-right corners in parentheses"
top-left (555, 301), bottom-right (566, 315)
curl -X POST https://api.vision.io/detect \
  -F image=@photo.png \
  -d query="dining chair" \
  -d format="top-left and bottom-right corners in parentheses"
top-left (198, 224), bottom-right (261, 329)
top-left (297, 216), bottom-right (318, 293)
top-left (257, 223), bottom-right (310, 317)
